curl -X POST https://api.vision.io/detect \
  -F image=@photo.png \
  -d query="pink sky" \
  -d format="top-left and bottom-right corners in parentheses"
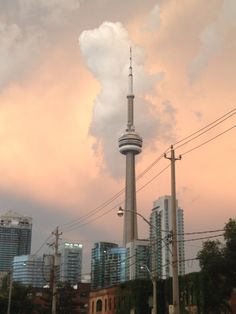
top-left (0, 0), bottom-right (235, 272)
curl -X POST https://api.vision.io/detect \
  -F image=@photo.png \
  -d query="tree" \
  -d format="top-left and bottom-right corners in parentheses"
top-left (197, 218), bottom-right (236, 313)
top-left (0, 276), bottom-right (34, 314)
top-left (57, 282), bottom-right (78, 314)
top-left (224, 218), bottom-right (236, 288)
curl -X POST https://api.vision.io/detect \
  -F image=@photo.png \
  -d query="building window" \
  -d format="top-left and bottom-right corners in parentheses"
top-left (108, 297), bottom-right (112, 310)
top-left (96, 299), bottom-right (102, 312)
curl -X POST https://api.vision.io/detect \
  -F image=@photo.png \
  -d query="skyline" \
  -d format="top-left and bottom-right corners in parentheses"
top-left (0, 0), bottom-right (235, 273)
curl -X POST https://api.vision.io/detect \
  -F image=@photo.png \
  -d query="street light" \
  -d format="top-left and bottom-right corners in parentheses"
top-left (141, 265), bottom-right (157, 314)
top-left (117, 206), bottom-right (153, 227)
top-left (117, 207), bottom-right (158, 314)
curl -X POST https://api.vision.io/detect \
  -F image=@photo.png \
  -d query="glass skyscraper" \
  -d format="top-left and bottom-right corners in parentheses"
top-left (91, 242), bottom-right (118, 290)
top-left (149, 195), bottom-right (185, 279)
top-left (126, 239), bottom-right (150, 281)
top-left (0, 211), bottom-right (32, 272)
top-left (12, 254), bottom-right (50, 288)
top-left (104, 247), bottom-right (127, 287)
top-left (59, 242), bottom-right (83, 285)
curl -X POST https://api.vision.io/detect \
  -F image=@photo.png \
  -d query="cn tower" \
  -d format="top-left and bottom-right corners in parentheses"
top-left (118, 49), bottom-right (142, 246)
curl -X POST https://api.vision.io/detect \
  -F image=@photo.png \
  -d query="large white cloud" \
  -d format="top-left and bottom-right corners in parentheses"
top-left (0, 0), bottom-right (80, 89)
top-left (79, 21), bottom-right (175, 177)
top-left (189, 0), bottom-right (236, 81)
top-left (0, 22), bottom-right (45, 88)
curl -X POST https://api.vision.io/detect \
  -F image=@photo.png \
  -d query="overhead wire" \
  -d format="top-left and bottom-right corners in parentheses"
top-left (60, 108), bottom-right (236, 232)
top-left (172, 107), bottom-right (236, 147)
top-left (62, 164), bottom-right (170, 233)
top-left (62, 121), bottom-right (235, 233)
top-left (180, 125), bottom-right (236, 156)
top-left (60, 152), bottom-right (166, 230)
top-left (174, 112), bottom-right (236, 151)
top-left (33, 234), bottom-right (53, 255)
top-left (47, 108), bottom-right (235, 245)
top-left (178, 233), bottom-right (224, 242)
top-left (29, 107), bottom-right (235, 259)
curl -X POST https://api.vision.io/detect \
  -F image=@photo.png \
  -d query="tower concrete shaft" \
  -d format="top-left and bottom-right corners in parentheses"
top-left (118, 49), bottom-right (142, 246)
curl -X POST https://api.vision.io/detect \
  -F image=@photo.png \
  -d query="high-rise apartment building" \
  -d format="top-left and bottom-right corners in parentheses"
top-left (104, 247), bottom-right (127, 287)
top-left (126, 239), bottom-right (150, 281)
top-left (91, 242), bottom-right (118, 290)
top-left (0, 211), bottom-right (32, 272)
top-left (12, 254), bottom-right (50, 288)
top-left (59, 242), bottom-right (83, 285)
top-left (149, 196), bottom-right (185, 279)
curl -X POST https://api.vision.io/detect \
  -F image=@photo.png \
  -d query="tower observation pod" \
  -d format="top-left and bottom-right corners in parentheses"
top-left (118, 48), bottom-right (142, 246)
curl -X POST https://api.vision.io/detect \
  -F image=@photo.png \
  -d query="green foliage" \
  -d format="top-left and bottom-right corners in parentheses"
top-left (34, 282), bottom-right (78, 314)
top-left (0, 279), bottom-right (34, 314)
top-left (57, 282), bottom-right (78, 314)
top-left (197, 218), bottom-right (236, 313)
top-left (116, 279), bottom-right (152, 314)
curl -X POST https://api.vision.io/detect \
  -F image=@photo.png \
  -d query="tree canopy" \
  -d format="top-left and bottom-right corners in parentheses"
top-left (197, 218), bottom-right (236, 313)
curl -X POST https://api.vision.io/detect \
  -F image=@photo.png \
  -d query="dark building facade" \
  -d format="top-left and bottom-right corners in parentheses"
top-left (91, 242), bottom-right (118, 290)
top-left (0, 211), bottom-right (32, 272)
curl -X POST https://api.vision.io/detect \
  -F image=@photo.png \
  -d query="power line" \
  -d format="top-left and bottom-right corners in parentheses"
top-left (181, 125), bottom-right (236, 156)
top-left (178, 234), bottom-right (224, 243)
top-left (60, 152), bottom-right (166, 230)
top-left (174, 111), bottom-right (236, 151)
top-left (181, 229), bottom-right (224, 235)
top-left (33, 234), bottom-right (53, 255)
top-left (173, 107), bottom-right (236, 147)
top-left (62, 164), bottom-right (170, 233)
top-left (60, 108), bottom-right (236, 232)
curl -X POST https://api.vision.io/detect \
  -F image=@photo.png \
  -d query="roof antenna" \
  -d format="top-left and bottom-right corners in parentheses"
top-left (128, 47), bottom-right (133, 96)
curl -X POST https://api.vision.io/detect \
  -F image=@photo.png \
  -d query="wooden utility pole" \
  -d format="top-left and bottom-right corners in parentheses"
top-left (165, 145), bottom-right (181, 314)
top-left (51, 226), bottom-right (62, 314)
top-left (7, 271), bottom-right (13, 314)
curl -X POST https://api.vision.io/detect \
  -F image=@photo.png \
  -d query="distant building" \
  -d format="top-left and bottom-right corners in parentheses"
top-left (81, 273), bottom-right (91, 283)
top-left (126, 239), bottom-right (150, 281)
top-left (89, 280), bottom-right (153, 314)
top-left (75, 282), bottom-right (90, 314)
top-left (89, 286), bottom-right (117, 314)
top-left (91, 242), bottom-right (118, 290)
top-left (59, 242), bottom-right (83, 285)
top-left (104, 247), bottom-right (127, 287)
top-left (12, 254), bottom-right (50, 288)
top-left (0, 211), bottom-right (32, 272)
top-left (149, 195), bottom-right (185, 279)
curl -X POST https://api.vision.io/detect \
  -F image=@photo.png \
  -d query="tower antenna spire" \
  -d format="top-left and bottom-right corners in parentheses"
top-left (129, 47), bottom-right (133, 96)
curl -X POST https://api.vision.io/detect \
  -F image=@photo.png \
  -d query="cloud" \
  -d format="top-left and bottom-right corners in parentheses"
top-left (79, 21), bottom-right (175, 177)
top-left (144, 3), bottom-right (161, 32)
top-left (189, 0), bottom-right (236, 81)
top-left (0, 22), bottom-right (45, 88)
top-left (18, 0), bottom-right (80, 25)
top-left (0, 0), bottom-right (80, 89)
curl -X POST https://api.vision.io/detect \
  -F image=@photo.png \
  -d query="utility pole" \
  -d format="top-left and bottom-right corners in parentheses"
top-left (51, 226), bottom-right (62, 314)
top-left (152, 275), bottom-right (157, 314)
top-left (7, 271), bottom-right (13, 314)
top-left (165, 145), bottom-right (181, 314)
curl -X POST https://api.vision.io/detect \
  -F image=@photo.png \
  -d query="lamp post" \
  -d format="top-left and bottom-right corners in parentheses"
top-left (141, 265), bottom-right (157, 314)
top-left (7, 270), bottom-right (13, 314)
top-left (117, 207), bottom-right (157, 314)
